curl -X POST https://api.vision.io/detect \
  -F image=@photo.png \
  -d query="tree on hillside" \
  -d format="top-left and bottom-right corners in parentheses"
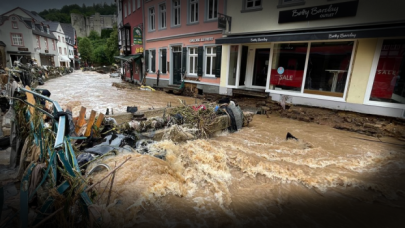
top-left (93, 45), bottom-right (109, 65)
top-left (78, 37), bottom-right (93, 66)
top-left (105, 26), bottom-right (119, 63)
top-left (88, 30), bottom-right (100, 41)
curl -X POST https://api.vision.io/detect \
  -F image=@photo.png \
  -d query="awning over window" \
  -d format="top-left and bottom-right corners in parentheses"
top-left (40, 53), bottom-right (55, 57)
top-left (114, 54), bottom-right (142, 63)
top-left (59, 55), bottom-right (70, 62)
top-left (215, 24), bottom-right (405, 44)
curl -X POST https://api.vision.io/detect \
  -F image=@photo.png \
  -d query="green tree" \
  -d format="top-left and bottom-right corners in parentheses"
top-left (93, 44), bottom-right (109, 65)
top-left (105, 26), bottom-right (119, 63)
top-left (78, 37), bottom-right (93, 65)
top-left (88, 30), bottom-right (100, 41)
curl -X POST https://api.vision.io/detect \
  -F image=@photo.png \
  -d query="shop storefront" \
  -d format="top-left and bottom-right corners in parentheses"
top-left (216, 24), bottom-right (405, 117)
top-left (39, 53), bottom-right (55, 66)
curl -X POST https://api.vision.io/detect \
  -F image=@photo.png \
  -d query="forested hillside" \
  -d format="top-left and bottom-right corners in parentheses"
top-left (38, 3), bottom-right (117, 23)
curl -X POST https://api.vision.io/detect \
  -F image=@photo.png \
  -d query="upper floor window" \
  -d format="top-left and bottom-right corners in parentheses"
top-left (64, 48), bottom-right (67, 55)
top-left (40, 26), bottom-right (44, 32)
top-left (11, 33), bottom-right (23, 46)
top-left (207, 0), bottom-right (218, 20)
top-left (189, 0), bottom-right (199, 23)
top-left (59, 47), bottom-right (62, 54)
top-left (172, 0), bottom-right (181, 26)
top-left (128, 1), bottom-right (131, 15)
top-left (124, 3), bottom-right (127, 17)
top-left (46, 27), bottom-right (50, 34)
top-left (36, 36), bottom-right (40, 48)
top-left (52, 40), bottom-right (56, 50)
top-left (62, 37), bottom-right (65, 43)
top-left (137, 0), bottom-right (141, 9)
top-left (133, 0), bottom-right (136, 11)
top-left (242, 0), bottom-right (263, 12)
top-left (58, 36), bottom-right (60, 41)
top-left (159, 3), bottom-right (167, 29)
top-left (149, 7), bottom-right (156, 31)
top-left (12, 21), bottom-right (18, 29)
top-left (44, 38), bottom-right (48, 50)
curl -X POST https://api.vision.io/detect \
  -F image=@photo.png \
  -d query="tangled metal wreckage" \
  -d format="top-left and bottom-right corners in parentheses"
top-left (0, 73), bottom-right (254, 227)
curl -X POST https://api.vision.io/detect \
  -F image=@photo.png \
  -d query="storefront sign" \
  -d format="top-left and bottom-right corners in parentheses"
top-left (190, 37), bottom-right (214, 43)
top-left (18, 47), bottom-right (28, 51)
top-left (133, 27), bottom-right (142, 45)
top-left (135, 47), bottom-right (144, 54)
top-left (278, 0), bottom-right (358, 23)
top-left (250, 37), bottom-right (268, 43)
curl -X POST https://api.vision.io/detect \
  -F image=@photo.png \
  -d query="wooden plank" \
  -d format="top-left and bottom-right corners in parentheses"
top-left (95, 113), bottom-right (105, 128)
top-left (24, 86), bottom-right (35, 115)
top-left (303, 89), bottom-right (343, 98)
top-left (75, 106), bottom-right (87, 134)
top-left (84, 110), bottom-right (97, 137)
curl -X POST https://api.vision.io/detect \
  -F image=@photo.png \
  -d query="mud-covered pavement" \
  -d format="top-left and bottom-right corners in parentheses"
top-left (35, 71), bottom-right (405, 227)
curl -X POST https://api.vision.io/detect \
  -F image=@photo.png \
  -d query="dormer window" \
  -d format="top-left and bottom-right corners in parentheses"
top-left (41, 26), bottom-right (44, 32)
top-left (47, 27), bottom-right (50, 34)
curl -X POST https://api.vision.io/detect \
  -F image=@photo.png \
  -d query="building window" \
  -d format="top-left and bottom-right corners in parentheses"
top-left (52, 40), bottom-right (56, 50)
top-left (172, 0), bottom-right (181, 26)
top-left (159, 48), bottom-right (167, 74)
top-left (304, 41), bottom-right (354, 97)
top-left (46, 27), bottom-right (49, 34)
top-left (133, 0), bottom-right (136, 11)
top-left (11, 33), bottom-right (23, 46)
top-left (36, 36), bottom-right (40, 48)
top-left (64, 48), bottom-right (67, 55)
top-left (124, 3), bottom-right (127, 17)
top-left (58, 36), bottom-right (60, 41)
top-left (159, 3), bottom-right (167, 29)
top-left (207, 0), bottom-right (218, 20)
top-left (369, 39), bottom-right (405, 104)
top-left (40, 26), bottom-right (44, 32)
top-left (137, 0), bottom-right (141, 8)
top-left (128, 1), bottom-right (131, 15)
top-left (188, 47), bottom-right (198, 75)
top-left (62, 37), bottom-right (65, 43)
top-left (12, 21), bottom-right (18, 29)
top-left (148, 49), bottom-right (156, 73)
top-left (205, 46), bottom-right (216, 77)
top-left (44, 38), bottom-right (48, 50)
top-left (270, 43), bottom-right (308, 92)
top-left (228, 45), bottom-right (239, 86)
top-left (189, 0), bottom-right (199, 23)
top-left (149, 7), bottom-right (155, 31)
top-left (59, 47), bottom-right (62, 54)
top-left (277, 0), bottom-right (305, 8)
top-left (242, 0), bottom-right (263, 12)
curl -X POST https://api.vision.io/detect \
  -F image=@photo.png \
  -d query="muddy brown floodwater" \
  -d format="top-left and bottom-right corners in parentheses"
top-left (38, 71), bottom-right (198, 116)
top-left (44, 71), bottom-right (405, 227)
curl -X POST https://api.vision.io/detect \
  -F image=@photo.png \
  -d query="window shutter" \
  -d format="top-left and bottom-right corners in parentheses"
top-left (197, 46), bottom-right (203, 76)
top-left (182, 47), bottom-right (187, 73)
top-left (215, 45), bottom-right (222, 77)
top-left (151, 50), bottom-right (156, 72)
top-left (162, 49), bottom-right (167, 73)
top-left (145, 50), bottom-right (149, 72)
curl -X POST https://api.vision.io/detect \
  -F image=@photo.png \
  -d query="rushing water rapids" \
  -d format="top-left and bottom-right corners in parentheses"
top-left (40, 71), bottom-right (405, 227)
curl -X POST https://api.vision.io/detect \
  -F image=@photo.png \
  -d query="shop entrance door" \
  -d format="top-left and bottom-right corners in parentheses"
top-left (252, 48), bottom-right (270, 87)
top-left (172, 46), bottom-right (182, 85)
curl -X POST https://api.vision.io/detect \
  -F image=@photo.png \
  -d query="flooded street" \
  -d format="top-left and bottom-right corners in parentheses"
top-left (44, 71), bottom-right (405, 227)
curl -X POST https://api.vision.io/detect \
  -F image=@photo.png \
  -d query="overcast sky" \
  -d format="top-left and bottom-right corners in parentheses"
top-left (0, 0), bottom-right (115, 15)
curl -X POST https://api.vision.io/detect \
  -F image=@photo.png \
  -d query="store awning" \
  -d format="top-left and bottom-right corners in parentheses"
top-left (215, 24), bottom-right (405, 44)
top-left (114, 54), bottom-right (142, 62)
top-left (59, 55), bottom-right (70, 62)
top-left (40, 53), bottom-right (55, 56)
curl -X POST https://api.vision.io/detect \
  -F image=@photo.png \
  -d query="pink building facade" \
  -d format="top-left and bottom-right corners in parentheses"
top-left (143, 0), bottom-right (225, 92)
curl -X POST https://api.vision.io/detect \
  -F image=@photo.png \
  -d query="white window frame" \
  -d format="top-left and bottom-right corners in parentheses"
top-left (227, 45), bottom-right (242, 87)
top-left (263, 40), bottom-right (357, 102)
top-left (149, 7), bottom-right (156, 31)
top-left (172, 0), bottom-right (181, 27)
top-left (204, 45), bottom-right (217, 77)
top-left (12, 21), bottom-right (18, 29)
top-left (128, 1), bottom-right (131, 15)
top-left (133, 0), bottom-right (136, 11)
top-left (363, 38), bottom-right (405, 109)
top-left (159, 3), bottom-right (167, 30)
top-left (188, 47), bottom-right (198, 76)
top-left (159, 48), bottom-right (167, 74)
top-left (11, 33), bottom-right (23, 46)
top-left (124, 3), bottom-right (127, 17)
top-left (206, 0), bottom-right (218, 20)
top-left (137, 0), bottom-right (141, 9)
top-left (148, 49), bottom-right (155, 73)
top-left (189, 0), bottom-right (199, 24)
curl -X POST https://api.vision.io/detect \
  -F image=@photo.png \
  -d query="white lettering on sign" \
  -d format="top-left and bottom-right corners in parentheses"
top-left (277, 75), bottom-right (293, 83)
top-left (328, 33), bottom-right (356, 39)
top-left (250, 37), bottom-right (268, 42)
top-left (292, 5), bottom-right (339, 19)
top-left (377, 70), bottom-right (398, 76)
top-left (189, 37), bottom-right (214, 43)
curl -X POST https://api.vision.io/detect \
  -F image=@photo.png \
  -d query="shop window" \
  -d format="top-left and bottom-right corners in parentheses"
top-left (11, 33), bottom-right (23, 46)
top-left (270, 43), bottom-right (307, 92)
top-left (206, 0), bottom-right (218, 20)
top-left (159, 3), bottom-right (167, 29)
top-left (304, 41), bottom-right (354, 97)
top-left (189, 0), bottom-right (199, 23)
top-left (149, 7), bottom-right (155, 31)
top-left (172, 0), bottom-right (181, 26)
top-left (138, 0), bottom-right (141, 8)
top-left (188, 47), bottom-right (198, 75)
top-left (205, 46), bottom-right (216, 77)
top-left (228, 45), bottom-right (239, 86)
top-left (369, 39), bottom-right (405, 104)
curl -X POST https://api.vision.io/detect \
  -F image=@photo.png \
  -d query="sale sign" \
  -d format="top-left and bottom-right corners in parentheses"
top-left (270, 67), bottom-right (304, 88)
